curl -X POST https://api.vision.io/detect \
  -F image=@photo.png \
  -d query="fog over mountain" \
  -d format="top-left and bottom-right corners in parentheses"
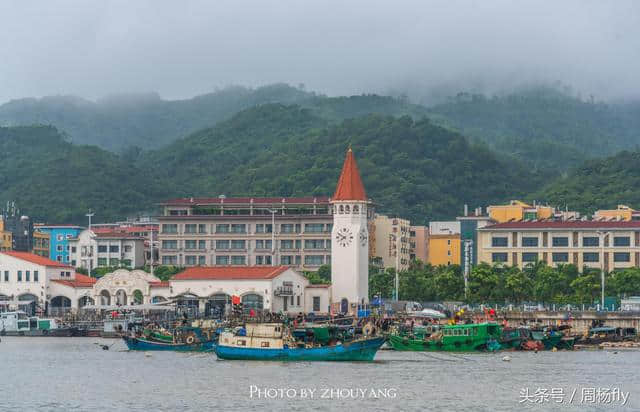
top-left (1, 0), bottom-right (638, 105)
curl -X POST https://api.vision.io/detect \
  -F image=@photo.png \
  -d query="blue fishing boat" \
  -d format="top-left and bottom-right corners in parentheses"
top-left (122, 336), bottom-right (216, 352)
top-left (123, 326), bottom-right (217, 352)
top-left (214, 322), bottom-right (385, 361)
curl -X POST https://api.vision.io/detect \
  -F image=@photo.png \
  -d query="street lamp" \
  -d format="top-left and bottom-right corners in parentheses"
top-left (596, 231), bottom-right (609, 309)
top-left (258, 208), bottom-right (278, 266)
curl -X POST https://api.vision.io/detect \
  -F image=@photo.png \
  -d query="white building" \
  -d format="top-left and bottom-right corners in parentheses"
top-left (0, 251), bottom-right (96, 315)
top-left (68, 229), bottom-right (146, 270)
top-left (330, 148), bottom-right (371, 314)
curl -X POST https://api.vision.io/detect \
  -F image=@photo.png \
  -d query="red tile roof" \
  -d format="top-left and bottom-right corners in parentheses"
top-left (161, 197), bottom-right (330, 206)
top-left (172, 266), bottom-right (289, 280)
top-left (483, 221), bottom-right (640, 230)
top-left (0, 251), bottom-right (72, 268)
top-left (149, 281), bottom-right (170, 288)
top-left (333, 148), bottom-right (367, 201)
top-left (51, 273), bottom-right (97, 288)
top-left (93, 232), bottom-right (144, 239)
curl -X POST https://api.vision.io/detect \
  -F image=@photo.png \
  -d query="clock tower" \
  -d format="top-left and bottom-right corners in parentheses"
top-left (330, 147), bottom-right (369, 314)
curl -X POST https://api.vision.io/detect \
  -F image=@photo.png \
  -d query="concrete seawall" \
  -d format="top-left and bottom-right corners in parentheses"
top-left (501, 311), bottom-right (640, 334)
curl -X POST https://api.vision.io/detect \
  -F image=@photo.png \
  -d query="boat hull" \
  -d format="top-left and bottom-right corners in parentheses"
top-left (122, 336), bottom-right (216, 352)
top-left (388, 334), bottom-right (500, 352)
top-left (0, 327), bottom-right (79, 337)
top-left (215, 337), bottom-right (385, 361)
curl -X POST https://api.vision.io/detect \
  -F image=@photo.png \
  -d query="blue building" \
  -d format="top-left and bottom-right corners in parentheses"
top-left (35, 225), bottom-right (84, 264)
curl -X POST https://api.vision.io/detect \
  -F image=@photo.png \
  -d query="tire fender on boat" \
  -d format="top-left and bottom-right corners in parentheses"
top-left (186, 335), bottom-right (196, 345)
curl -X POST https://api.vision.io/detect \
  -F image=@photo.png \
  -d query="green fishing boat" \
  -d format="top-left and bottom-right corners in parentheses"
top-left (530, 326), bottom-right (575, 350)
top-left (388, 322), bottom-right (502, 352)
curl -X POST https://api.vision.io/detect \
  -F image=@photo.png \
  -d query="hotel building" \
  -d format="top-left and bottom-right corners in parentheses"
top-left (157, 197), bottom-right (335, 270)
top-left (478, 221), bottom-right (640, 271)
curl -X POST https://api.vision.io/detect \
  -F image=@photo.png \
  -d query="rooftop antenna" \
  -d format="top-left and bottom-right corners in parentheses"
top-left (86, 210), bottom-right (95, 231)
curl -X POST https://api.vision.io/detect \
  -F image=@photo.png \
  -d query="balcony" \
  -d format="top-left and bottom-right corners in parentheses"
top-left (274, 286), bottom-right (294, 296)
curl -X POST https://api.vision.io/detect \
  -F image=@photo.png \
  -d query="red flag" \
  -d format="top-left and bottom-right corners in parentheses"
top-left (232, 295), bottom-right (241, 305)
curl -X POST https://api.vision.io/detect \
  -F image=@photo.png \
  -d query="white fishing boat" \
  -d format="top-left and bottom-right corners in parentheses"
top-left (0, 311), bottom-right (78, 336)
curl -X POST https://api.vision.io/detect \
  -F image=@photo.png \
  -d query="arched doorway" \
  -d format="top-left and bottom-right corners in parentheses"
top-left (18, 294), bottom-right (38, 315)
top-left (100, 290), bottom-right (111, 306)
top-left (78, 296), bottom-right (94, 308)
top-left (242, 294), bottom-right (264, 313)
top-left (0, 294), bottom-right (9, 312)
top-left (115, 290), bottom-right (127, 306)
top-left (176, 294), bottom-right (199, 317)
top-left (151, 296), bottom-right (167, 304)
top-left (132, 290), bottom-right (144, 305)
top-left (340, 298), bottom-right (348, 314)
top-left (50, 296), bottom-right (72, 316)
top-left (205, 293), bottom-right (231, 318)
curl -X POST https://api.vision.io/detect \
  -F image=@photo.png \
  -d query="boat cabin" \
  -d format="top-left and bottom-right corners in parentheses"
top-left (0, 311), bottom-right (59, 332)
top-left (218, 323), bottom-right (286, 349)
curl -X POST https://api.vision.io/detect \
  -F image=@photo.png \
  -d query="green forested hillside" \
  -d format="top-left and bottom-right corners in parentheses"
top-left (535, 150), bottom-right (640, 214)
top-left (428, 86), bottom-right (640, 170)
top-left (145, 104), bottom-right (545, 223)
top-left (0, 126), bottom-right (166, 223)
top-left (1, 104), bottom-right (546, 224)
top-left (0, 84), bottom-right (427, 152)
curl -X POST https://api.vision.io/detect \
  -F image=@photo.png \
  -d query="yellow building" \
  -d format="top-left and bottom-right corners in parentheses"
top-left (0, 219), bottom-right (12, 251)
top-left (371, 215), bottom-right (411, 270)
top-left (594, 205), bottom-right (640, 222)
top-left (487, 200), bottom-right (554, 223)
top-left (427, 221), bottom-right (461, 266)
top-left (32, 230), bottom-right (50, 257)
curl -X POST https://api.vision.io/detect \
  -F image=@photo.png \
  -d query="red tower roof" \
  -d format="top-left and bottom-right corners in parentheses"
top-left (333, 148), bottom-right (367, 201)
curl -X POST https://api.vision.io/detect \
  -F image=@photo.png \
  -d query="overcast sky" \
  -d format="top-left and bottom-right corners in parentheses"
top-left (1, 0), bottom-right (638, 104)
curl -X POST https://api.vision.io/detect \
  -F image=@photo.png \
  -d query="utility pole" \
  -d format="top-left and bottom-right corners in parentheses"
top-left (149, 226), bottom-right (155, 277)
top-left (86, 210), bottom-right (94, 231)
top-left (597, 231), bottom-right (608, 309)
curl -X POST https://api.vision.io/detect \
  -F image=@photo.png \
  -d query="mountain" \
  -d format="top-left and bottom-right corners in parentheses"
top-left (1, 104), bottom-right (547, 225)
top-left (0, 84), bottom-right (427, 152)
top-left (144, 104), bottom-right (546, 223)
top-left (427, 86), bottom-right (640, 170)
top-left (0, 125), bottom-right (166, 223)
top-left (535, 150), bottom-right (640, 214)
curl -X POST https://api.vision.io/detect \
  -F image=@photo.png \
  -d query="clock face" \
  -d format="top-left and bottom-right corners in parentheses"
top-left (335, 227), bottom-right (354, 247)
top-left (359, 228), bottom-right (368, 246)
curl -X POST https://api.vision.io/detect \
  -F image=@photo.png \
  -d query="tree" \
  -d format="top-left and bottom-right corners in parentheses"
top-left (434, 265), bottom-right (465, 301)
top-left (608, 269), bottom-right (640, 298)
top-left (468, 263), bottom-right (502, 303)
top-left (504, 266), bottom-right (533, 304)
top-left (570, 271), bottom-right (600, 304)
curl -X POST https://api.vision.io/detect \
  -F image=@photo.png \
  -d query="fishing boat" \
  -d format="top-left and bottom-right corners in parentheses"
top-left (500, 327), bottom-right (528, 350)
top-left (579, 326), bottom-right (638, 345)
top-left (0, 311), bottom-right (78, 336)
top-left (388, 322), bottom-right (502, 352)
top-left (123, 327), bottom-right (217, 352)
top-left (530, 325), bottom-right (575, 350)
top-left (215, 322), bottom-right (385, 361)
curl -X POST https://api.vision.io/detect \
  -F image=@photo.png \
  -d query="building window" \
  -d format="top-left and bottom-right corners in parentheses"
top-left (491, 253), bottom-right (508, 263)
top-left (281, 240), bottom-right (294, 250)
top-left (97, 258), bottom-right (107, 266)
top-left (614, 237), bottom-right (631, 247)
top-left (17, 270), bottom-right (22, 281)
top-left (56, 245), bottom-right (64, 252)
top-left (162, 255), bottom-right (177, 265)
top-left (4, 271), bottom-right (8, 282)
top-left (197, 224), bottom-right (207, 234)
top-left (295, 255), bottom-right (301, 265)
top-left (522, 252), bottom-right (538, 262)
top-left (109, 258), bottom-right (119, 266)
top-left (57, 234), bottom-right (64, 241)
top-left (162, 240), bottom-right (177, 250)
top-left (304, 239), bottom-right (325, 250)
top-left (185, 224), bottom-right (197, 234)
top-left (552, 237), bottom-right (569, 247)
top-left (124, 245), bottom-right (132, 253)
top-left (98, 245), bottom-right (108, 253)
top-left (256, 240), bottom-right (272, 250)
top-left (216, 255), bottom-right (229, 265)
top-left (109, 245), bottom-right (119, 253)
top-left (281, 224), bottom-right (295, 233)
top-left (552, 253), bottom-right (569, 262)
top-left (522, 237), bottom-right (539, 247)
top-left (281, 256), bottom-right (293, 265)
top-left (231, 256), bottom-right (246, 265)
top-left (71, 246), bottom-right (77, 253)
top-left (71, 260), bottom-right (76, 266)
top-left (491, 237), bottom-right (508, 247)
top-left (216, 240), bottom-right (230, 250)
top-left (216, 224), bottom-right (230, 233)
top-left (231, 240), bottom-right (246, 250)
top-left (304, 255), bottom-right (324, 266)
top-left (255, 224), bottom-right (273, 233)
top-left (122, 259), bottom-right (132, 268)
top-left (198, 256), bottom-right (206, 265)
top-left (198, 240), bottom-right (206, 250)
top-left (256, 256), bottom-right (263, 265)
top-left (185, 256), bottom-right (197, 265)
top-left (304, 223), bottom-right (324, 233)
top-left (185, 240), bottom-right (197, 250)
top-left (57, 256), bottom-right (62, 262)
top-left (313, 296), bottom-right (321, 312)
top-left (614, 252), bottom-right (630, 262)
top-left (230, 224), bottom-right (246, 233)
top-left (582, 236), bottom-right (599, 247)
top-left (162, 224), bottom-right (178, 234)
top-left (583, 252), bottom-right (599, 262)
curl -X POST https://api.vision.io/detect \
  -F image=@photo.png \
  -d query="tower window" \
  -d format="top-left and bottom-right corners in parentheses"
top-left (339, 205), bottom-right (344, 214)
top-left (345, 205), bottom-right (350, 213)
top-left (353, 205), bottom-right (359, 214)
